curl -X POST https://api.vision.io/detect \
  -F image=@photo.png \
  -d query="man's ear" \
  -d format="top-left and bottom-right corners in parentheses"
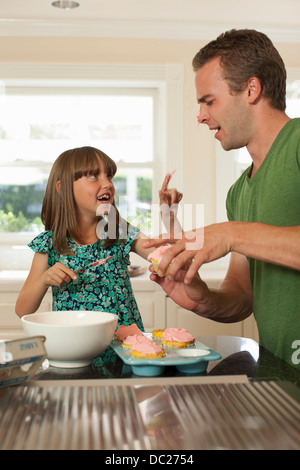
top-left (56, 180), bottom-right (61, 193)
top-left (247, 77), bottom-right (262, 103)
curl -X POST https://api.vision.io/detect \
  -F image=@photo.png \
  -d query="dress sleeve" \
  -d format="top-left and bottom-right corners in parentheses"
top-left (116, 218), bottom-right (140, 258)
top-left (28, 231), bottom-right (53, 254)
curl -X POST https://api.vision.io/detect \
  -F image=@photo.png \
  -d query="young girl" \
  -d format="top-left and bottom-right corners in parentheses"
top-left (15, 146), bottom-right (182, 366)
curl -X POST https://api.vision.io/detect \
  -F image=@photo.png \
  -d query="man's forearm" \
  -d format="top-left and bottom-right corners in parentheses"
top-left (231, 221), bottom-right (300, 271)
top-left (193, 280), bottom-right (253, 323)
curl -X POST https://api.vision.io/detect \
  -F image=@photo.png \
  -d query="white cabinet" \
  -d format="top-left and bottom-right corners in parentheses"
top-left (0, 289), bottom-right (52, 340)
top-left (166, 297), bottom-right (259, 341)
top-left (135, 291), bottom-right (166, 331)
top-left (166, 297), bottom-right (243, 336)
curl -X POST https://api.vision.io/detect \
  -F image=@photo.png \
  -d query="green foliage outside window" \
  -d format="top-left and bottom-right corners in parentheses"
top-left (0, 183), bottom-right (45, 232)
top-left (0, 176), bottom-right (153, 233)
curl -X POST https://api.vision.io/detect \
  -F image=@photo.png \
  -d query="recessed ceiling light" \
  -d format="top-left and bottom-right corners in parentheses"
top-left (51, 1), bottom-right (80, 9)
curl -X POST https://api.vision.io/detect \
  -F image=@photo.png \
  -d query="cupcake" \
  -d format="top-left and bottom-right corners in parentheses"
top-left (161, 328), bottom-right (195, 348)
top-left (152, 329), bottom-right (165, 340)
top-left (147, 245), bottom-right (172, 276)
top-left (114, 324), bottom-right (143, 341)
top-left (122, 334), bottom-right (153, 349)
top-left (129, 339), bottom-right (165, 359)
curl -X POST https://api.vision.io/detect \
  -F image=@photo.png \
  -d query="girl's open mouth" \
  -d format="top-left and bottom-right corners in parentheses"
top-left (97, 193), bottom-right (111, 202)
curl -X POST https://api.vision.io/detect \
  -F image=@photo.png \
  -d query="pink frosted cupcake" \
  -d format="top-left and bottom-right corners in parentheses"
top-left (162, 328), bottom-right (195, 348)
top-left (152, 329), bottom-right (165, 340)
top-left (122, 334), bottom-right (153, 349)
top-left (114, 324), bottom-right (143, 341)
top-left (147, 245), bottom-right (172, 276)
top-left (129, 339), bottom-right (165, 359)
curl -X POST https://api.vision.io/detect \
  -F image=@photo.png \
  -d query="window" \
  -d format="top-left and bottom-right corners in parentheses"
top-left (0, 63), bottom-right (184, 270)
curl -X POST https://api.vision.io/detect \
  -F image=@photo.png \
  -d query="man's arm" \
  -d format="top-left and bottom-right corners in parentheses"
top-left (149, 251), bottom-right (253, 323)
top-left (193, 252), bottom-right (253, 322)
top-left (143, 221), bottom-right (300, 284)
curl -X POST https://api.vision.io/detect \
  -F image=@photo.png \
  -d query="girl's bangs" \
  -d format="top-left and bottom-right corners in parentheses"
top-left (73, 148), bottom-right (117, 181)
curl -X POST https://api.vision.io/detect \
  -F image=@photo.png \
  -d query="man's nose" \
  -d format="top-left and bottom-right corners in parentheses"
top-left (197, 106), bottom-right (209, 125)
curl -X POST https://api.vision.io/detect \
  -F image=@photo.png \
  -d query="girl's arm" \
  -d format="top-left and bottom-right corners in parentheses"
top-left (131, 233), bottom-right (155, 260)
top-left (159, 171), bottom-right (183, 234)
top-left (15, 252), bottom-right (77, 317)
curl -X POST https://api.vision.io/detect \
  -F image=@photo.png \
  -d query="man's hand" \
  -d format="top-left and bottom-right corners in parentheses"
top-left (149, 262), bottom-right (210, 312)
top-left (143, 222), bottom-right (233, 284)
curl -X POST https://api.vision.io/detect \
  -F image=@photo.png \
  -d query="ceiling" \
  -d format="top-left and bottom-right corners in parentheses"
top-left (0, 0), bottom-right (300, 42)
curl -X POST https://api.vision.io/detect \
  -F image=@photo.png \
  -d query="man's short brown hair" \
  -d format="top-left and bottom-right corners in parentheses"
top-left (192, 29), bottom-right (286, 111)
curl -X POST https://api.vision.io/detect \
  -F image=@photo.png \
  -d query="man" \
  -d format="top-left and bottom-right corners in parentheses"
top-left (143, 29), bottom-right (300, 369)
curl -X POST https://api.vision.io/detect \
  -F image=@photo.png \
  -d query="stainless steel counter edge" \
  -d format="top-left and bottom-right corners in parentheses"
top-left (31, 374), bottom-right (249, 388)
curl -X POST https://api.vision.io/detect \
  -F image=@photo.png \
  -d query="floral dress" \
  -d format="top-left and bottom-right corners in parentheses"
top-left (28, 223), bottom-right (144, 367)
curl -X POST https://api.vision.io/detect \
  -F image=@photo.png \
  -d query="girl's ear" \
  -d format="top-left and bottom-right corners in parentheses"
top-left (56, 180), bottom-right (61, 193)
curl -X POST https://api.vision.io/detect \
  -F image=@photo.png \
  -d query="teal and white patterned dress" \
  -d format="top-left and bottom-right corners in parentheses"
top-left (28, 224), bottom-right (144, 367)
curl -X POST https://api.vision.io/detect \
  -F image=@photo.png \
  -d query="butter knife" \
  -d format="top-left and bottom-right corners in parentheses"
top-left (75, 255), bottom-right (115, 274)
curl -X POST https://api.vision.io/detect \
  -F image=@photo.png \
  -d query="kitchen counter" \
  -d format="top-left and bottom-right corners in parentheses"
top-left (0, 261), bottom-right (227, 291)
top-left (0, 269), bottom-right (161, 291)
top-left (1, 335), bottom-right (299, 450)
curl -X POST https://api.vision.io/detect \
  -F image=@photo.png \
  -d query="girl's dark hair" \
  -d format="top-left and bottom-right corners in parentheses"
top-left (192, 29), bottom-right (286, 111)
top-left (41, 146), bottom-right (124, 254)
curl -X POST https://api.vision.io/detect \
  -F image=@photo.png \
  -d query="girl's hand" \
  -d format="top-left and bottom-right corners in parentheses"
top-left (159, 171), bottom-right (183, 208)
top-left (41, 262), bottom-right (77, 287)
top-left (159, 171), bottom-right (183, 234)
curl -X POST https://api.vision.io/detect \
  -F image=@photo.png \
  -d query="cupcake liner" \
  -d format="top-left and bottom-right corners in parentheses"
top-left (151, 258), bottom-right (170, 276)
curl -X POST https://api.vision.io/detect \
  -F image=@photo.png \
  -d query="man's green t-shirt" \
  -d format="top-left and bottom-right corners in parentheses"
top-left (226, 118), bottom-right (300, 369)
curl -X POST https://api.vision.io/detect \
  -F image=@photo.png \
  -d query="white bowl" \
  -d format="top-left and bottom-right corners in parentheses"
top-left (21, 311), bottom-right (118, 368)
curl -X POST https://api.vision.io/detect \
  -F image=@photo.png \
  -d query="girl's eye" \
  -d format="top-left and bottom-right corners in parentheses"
top-left (206, 100), bottom-right (214, 106)
top-left (89, 173), bottom-right (98, 180)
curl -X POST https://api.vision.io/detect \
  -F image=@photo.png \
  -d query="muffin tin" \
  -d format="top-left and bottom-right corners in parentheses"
top-left (111, 333), bottom-right (221, 376)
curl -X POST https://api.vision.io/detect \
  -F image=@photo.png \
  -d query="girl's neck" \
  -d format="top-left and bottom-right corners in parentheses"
top-left (74, 218), bottom-right (99, 245)
top-left (74, 235), bottom-right (98, 246)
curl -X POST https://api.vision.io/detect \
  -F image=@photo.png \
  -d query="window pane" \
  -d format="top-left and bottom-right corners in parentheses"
top-left (0, 92), bottom-right (153, 163)
top-left (115, 168), bottom-right (153, 236)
